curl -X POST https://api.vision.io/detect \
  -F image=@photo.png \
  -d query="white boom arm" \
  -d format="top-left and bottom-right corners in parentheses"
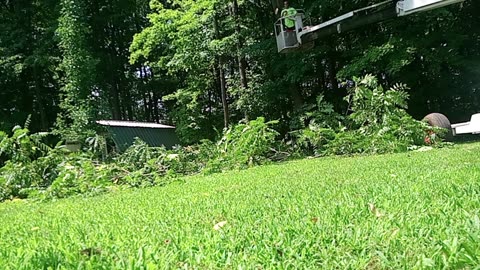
top-left (275, 0), bottom-right (466, 53)
top-left (452, 114), bottom-right (480, 135)
top-left (396, 0), bottom-right (465, 16)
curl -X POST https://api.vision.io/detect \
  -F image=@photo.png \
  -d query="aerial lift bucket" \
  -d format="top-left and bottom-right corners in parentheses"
top-left (274, 0), bottom-right (465, 54)
top-left (274, 10), bottom-right (309, 53)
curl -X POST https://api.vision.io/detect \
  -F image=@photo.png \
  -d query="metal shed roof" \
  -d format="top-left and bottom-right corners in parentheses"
top-left (96, 120), bottom-right (180, 152)
top-left (96, 120), bottom-right (175, 129)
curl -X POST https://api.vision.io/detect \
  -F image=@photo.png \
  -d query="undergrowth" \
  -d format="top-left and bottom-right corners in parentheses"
top-left (0, 75), bottom-right (449, 202)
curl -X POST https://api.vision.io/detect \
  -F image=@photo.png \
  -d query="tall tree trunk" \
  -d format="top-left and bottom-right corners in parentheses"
top-left (120, 74), bottom-right (133, 121)
top-left (33, 66), bottom-right (48, 130)
top-left (233, 0), bottom-right (248, 89)
top-left (152, 91), bottom-right (160, 123)
top-left (289, 84), bottom-right (303, 111)
top-left (125, 90), bottom-right (134, 121)
top-left (219, 58), bottom-right (229, 128)
top-left (316, 56), bottom-right (326, 92)
top-left (328, 51), bottom-right (338, 92)
top-left (150, 69), bottom-right (160, 122)
top-left (209, 66), bottom-right (217, 115)
top-left (214, 14), bottom-right (229, 127)
top-left (149, 92), bottom-right (155, 122)
top-left (272, 0), bottom-right (283, 16)
top-left (110, 79), bottom-right (121, 120)
top-left (143, 93), bottom-right (150, 121)
top-left (139, 66), bottom-right (150, 121)
top-left (107, 27), bottom-right (121, 120)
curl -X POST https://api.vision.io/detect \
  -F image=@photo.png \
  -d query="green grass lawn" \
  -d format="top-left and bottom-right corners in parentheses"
top-left (1, 143), bottom-right (480, 269)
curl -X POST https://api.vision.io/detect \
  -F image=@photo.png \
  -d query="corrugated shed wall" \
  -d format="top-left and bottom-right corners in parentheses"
top-left (107, 126), bottom-right (180, 152)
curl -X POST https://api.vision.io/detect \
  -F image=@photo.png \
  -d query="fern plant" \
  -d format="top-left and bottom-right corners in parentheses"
top-left (345, 75), bottom-right (410, 131)
top-left (0, 116), bottom-right (51, 164)
top-left (340, 75), bottom-right (439, 153)
top-left (207, 117), bottom-right (279, 172)
top-left (289, 94), bottom-right (345, 156)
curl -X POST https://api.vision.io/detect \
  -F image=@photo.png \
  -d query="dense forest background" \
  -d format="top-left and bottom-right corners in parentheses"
top-left (1, 0), bottom-right (478, 144)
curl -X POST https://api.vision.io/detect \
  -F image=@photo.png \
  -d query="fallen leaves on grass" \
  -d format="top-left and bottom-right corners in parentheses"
top-left (390, 228), bottom-right (400, 239)
top-left (80, 247), bottom-right (102, 257)
top-left (213, 221), bottom-right (227, 230)
top-left (368, 203), bottom-right (384, 218)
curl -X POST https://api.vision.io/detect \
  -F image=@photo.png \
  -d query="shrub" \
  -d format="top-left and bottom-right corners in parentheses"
top-left (205, 117), bottom-right (279, 173)
top-left (0, 121), bottom-right (56, 200)
top-left (323, 130), bottom-right (367, 156)
top-left (328, 75), bottom-right (443, 154)
top-left (0, 124), bottom-right (50, 165)
top-left (289, 95), bottom-right (344, 156)
top-left (42, 154), bottom-right (112, 199)
top-left (345, 75), bottom-right (443, 152)
top-left (0, 161), bottom-right (38, 201)
top-left (293, 75), bottom-right (444, 156)
top-left (289, 94), bottom-right (344, 131)
top-left (345, 75), bottom-right (410, 130)
top-left (290, 125), bottom-right (337, 156)
top-left (0, 85), bottom-right (449, 202)
top-left (0, 116), bottom-right (283, 201)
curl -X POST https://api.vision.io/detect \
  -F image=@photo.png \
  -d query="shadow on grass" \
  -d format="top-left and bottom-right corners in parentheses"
top-left (452, 134), bottom-right (480, 144)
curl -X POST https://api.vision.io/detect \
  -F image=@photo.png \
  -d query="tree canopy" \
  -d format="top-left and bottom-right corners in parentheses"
top-left (1, 0), bottom-right (478, 143)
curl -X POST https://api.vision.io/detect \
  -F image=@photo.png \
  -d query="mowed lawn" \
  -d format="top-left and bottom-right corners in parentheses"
top-left (1, 143), bottom-right (480, 269)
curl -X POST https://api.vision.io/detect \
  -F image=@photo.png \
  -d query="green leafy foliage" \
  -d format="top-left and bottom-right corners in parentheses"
top-left (291, 125), bottom-right (337, 156)
top-left (1, 75), bottom-right (450, 201)
top-left (291, 75), bottom-right (445, 156)
top-left (0, 117), bottom-right (51, 165)
top-left (346, 75), bottom-right (409, 129)
top-left (43, 154), bottom-right (112, 199)
top-left (0, 117), bottom-right (282, 201)
top-left (1, 0), bottom-right (479, 141)
top-left (289, 95), bottom-right (344, 155)
top-left (54, 0), bottom-right (99, 143)
top-left (0, 120), bottom-right (54, 200)
top-left (206, 117), bottom-right (279, 173)
top-left (339, 75), bottom-right (442, 154)
top-left (115, 139), bottom-right (181, 187)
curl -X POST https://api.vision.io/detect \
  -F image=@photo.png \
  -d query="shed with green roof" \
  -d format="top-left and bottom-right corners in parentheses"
top-left (97, 120), bottom-right (180, 152)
